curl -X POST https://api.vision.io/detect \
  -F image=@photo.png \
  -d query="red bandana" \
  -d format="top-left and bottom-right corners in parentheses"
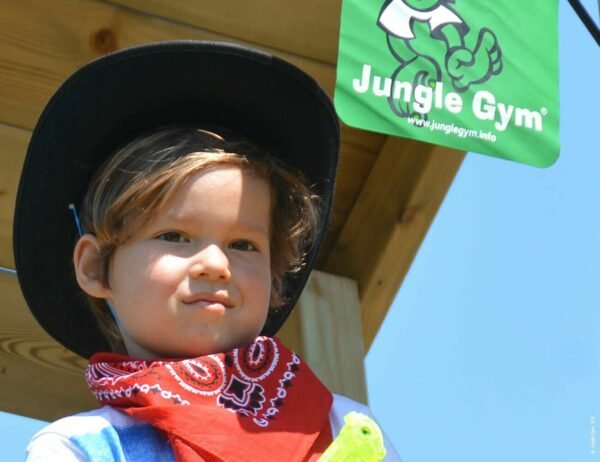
top-left (86, 337), bottom-right (333, 462)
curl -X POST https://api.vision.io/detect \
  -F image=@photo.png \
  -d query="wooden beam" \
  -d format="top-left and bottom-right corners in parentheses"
top-left (325, 137), bottom-right (465, 350)
top-left (107, 0), bottom-right (342, 64)
top-left (279, 270), bottom-right (367, 404)
top-left (0, 124), bottom-right (28, 269)
top-left (0, 272), bottom-right (97, 421)
top-left (0, 0), bottom-right (339, 131)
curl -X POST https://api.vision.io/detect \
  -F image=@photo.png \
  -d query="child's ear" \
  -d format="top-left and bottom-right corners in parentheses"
top-left (73, 234), bottom-right (112, 299)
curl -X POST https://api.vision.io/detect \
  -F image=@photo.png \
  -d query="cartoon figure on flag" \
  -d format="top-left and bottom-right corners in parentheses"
top-left (378, 0), bottom-right (503, 118)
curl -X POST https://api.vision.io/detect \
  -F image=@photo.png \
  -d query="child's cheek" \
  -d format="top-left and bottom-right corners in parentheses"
top-left (237, 254), bottom-right (272, 299)
top-left (144, 254), bottom-right (184, 286)
top-left (236, 252), bottom-right (270, 276)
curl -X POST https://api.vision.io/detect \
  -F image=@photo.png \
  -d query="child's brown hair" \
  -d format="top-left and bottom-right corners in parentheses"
top-left (78, 126), bottom-right (321, 352)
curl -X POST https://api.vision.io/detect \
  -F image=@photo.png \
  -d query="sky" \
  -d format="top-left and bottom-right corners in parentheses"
top-left (365, 1), bottom-right (600, 461)
top-left (1, 1), bottom-right (598, 461)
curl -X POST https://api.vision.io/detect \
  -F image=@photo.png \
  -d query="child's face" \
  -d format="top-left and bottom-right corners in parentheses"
top-left (105, 165), bottom-right (272, 359)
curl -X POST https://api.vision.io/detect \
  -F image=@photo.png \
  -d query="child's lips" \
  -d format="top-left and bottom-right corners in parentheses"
top-left (182, 293), bottom-right (233, 310)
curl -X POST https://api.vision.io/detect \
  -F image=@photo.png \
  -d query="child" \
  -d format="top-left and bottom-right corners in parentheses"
top-left (15, 41), bottom-right (400, 461)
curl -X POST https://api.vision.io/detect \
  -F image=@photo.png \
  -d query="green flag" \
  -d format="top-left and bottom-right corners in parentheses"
top-left (335, 0), bottom-right (559, 167)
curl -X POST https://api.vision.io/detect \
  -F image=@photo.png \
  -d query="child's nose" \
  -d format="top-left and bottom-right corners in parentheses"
top-left (189, 245), bottom-right (231, 282)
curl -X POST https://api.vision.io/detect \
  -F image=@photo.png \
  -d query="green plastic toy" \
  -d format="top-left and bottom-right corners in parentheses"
top-left (319, 412), bottom-right (387, 461)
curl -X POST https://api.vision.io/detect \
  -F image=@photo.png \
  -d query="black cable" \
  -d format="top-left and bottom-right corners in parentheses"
top-left (567, 0), bottom-right (600, 46)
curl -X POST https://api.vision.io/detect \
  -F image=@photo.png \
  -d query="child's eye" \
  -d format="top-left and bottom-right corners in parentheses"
top-left (156, 232), bottom-right (189, 243)
top-left (229, 240), bottom-right (257, 252)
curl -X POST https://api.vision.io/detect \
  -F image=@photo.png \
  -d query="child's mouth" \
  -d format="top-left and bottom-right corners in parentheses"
top-left (183, 293), bottom-right (233, 310)
top-left (188, 300), bottom-right (228, 311)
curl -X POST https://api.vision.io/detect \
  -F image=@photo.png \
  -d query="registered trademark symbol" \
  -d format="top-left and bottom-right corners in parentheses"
top-left (541, 107), bottom-right (548, 116)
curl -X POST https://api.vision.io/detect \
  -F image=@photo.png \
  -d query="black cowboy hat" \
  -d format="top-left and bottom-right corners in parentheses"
top-left (13, 41), bottom-right (339, 358)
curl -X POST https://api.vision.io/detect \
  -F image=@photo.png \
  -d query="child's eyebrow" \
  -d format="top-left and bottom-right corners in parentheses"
top-left (230, 222), bottom-right (270, 236)
top-left (160, 214), bottom-right (269, 236)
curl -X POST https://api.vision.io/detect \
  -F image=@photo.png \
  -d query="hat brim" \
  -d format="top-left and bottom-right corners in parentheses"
top-left (14, 41), bottom-right (339, 358)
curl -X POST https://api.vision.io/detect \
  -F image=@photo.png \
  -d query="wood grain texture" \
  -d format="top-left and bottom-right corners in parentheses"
top-left (0, 0), bottom-right (340, 131)
top-left (0, 272), bottom-right (97, 421)
top-left (107, 0), bottom-right (343, 64)
top-left (359, 145), bottom-right (464, 349)
top-left (0, 124), bottom-right (29, 268)
top-left (294, 270), bottom-right (367, 403)
top-left (325, 138), bottom-right (465, 350)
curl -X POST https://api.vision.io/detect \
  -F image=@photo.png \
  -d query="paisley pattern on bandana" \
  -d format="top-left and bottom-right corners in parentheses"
top-left (86, 337), bottom-right (333, 462)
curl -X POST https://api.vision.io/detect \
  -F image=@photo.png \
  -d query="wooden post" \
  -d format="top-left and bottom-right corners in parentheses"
top-left (279, 270), bottom-right (368, 404)
top-left (0, 272), bottom-right (97, 421)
